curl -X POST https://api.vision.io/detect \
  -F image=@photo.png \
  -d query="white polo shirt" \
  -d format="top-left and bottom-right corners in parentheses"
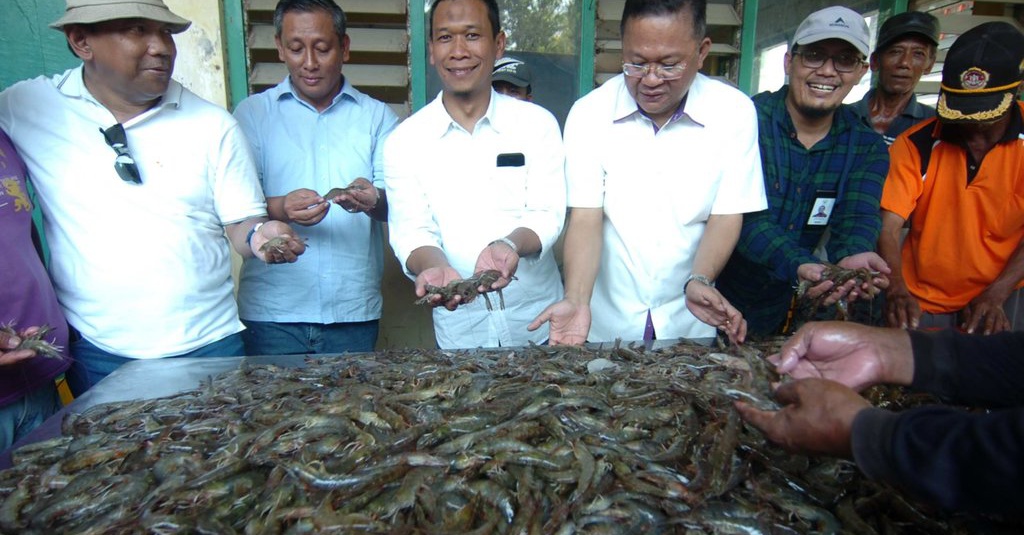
top-left (566, 74), bottom-right (767, 341)
top-left (0, 67), bottom-right (267, 358)
top-left (385, 91), bottom-right (566, 349)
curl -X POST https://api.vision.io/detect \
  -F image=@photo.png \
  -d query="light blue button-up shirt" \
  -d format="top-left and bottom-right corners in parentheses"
top-left (234, 77), bottom-right (399, 324)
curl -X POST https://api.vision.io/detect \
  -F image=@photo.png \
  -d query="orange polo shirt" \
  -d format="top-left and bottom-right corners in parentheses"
top-left (881, 102), bottom-right (1024, 313)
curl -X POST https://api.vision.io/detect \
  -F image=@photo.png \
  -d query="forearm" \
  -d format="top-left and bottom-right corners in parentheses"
top-left (561, 208), bottom-right (603, 304)
top-left (406, 246), bottom-right (451, 277)
top-left (852, 406), bottom-right (1024, 516)
top-left (979, 237), bottom-right (1024, 302)
top-left (691, 214), bottom-right (741, 280)
top-left (265, 196), bottom-right (288, 222)
top-left (736, 211), bottom-right (818, 282)
top-left (877, 210), bottom-right (907, 288)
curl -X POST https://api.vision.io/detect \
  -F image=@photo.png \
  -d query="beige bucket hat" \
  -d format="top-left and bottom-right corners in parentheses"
top-left (49, 0), bottom-right (191, 34)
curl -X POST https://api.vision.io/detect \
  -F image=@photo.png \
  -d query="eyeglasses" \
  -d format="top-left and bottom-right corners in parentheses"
top-left (100, 124), bottom-right (142, 184)
top-left (793, 50), bottom-right (865, 73)
top-left (622, 62), bottom-right (687, 81)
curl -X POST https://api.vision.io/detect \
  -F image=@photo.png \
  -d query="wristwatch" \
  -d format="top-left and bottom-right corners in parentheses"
top-left (489, 237), bottom-right (519, 255)
top-left (684, 274), bottom-right (714, 293)
top-left (246, 221), bottom-right (265, 248)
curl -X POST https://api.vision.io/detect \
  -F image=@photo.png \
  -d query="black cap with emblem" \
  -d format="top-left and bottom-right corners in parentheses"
top-left (937, 22), bottom-right (1024, 123)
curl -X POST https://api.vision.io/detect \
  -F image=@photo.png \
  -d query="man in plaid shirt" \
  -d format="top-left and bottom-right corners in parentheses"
top-left (718, 6), bottom-right (890, 335)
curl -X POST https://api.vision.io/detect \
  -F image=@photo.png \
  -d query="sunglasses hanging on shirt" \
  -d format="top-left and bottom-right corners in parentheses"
top-left (100, 123), bottom-right (142, 184)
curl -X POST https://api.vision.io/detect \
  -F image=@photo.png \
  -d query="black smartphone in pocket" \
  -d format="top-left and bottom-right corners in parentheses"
top-left (496, 153), bottom-right (525, 167)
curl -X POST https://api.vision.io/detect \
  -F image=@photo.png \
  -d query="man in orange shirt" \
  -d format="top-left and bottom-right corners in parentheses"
top-left (879, 22), bottom-right (1024, 334)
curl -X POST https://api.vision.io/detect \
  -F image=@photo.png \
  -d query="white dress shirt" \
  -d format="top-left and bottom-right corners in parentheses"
top-left (0, 67), bottom-right (266, 358)
top-left (385, 91), bottom-right (566, 349)
top-left (566, 74), bottom-right (767, 341)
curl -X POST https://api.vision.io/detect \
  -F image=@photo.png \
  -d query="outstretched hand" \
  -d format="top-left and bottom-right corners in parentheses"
top-left (0, 326), bottom-right (43, 366)
top-left (327, 177), bottom-right (378, 214)
top-left (837, 252), bottom-right (891, 301)
top-left (251, 220), bottom-right (306, 264)
top-left (960, 286), bottom-right (1012, 335)
top-left (283, 188), bottom-right (328, 226)
top-left (415, 266), bottom-right (466, 311)
top-left (769, 321), bottom-right (912, 392)
top-left (528, 300), bottom-right (591, 346)
top-left (735, 378), bottom-right (870, 458)
top-left (474, 241), bottom-right (519, 292)
top-left (684, 282), bottom-right (746, 344)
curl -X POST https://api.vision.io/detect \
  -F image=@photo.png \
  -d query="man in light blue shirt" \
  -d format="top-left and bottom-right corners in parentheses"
top-left (234, 0), bottom-right (399, 355)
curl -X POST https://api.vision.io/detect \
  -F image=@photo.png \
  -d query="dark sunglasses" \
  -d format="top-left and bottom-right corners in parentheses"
top-left (100, 124), bottom-right (142, 184)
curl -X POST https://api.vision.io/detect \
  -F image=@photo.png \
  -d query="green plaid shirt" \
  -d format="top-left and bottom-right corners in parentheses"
top-left (718, 87), bottom-right (889, 335)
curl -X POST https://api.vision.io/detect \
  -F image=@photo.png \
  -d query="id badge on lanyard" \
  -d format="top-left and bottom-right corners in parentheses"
top-left (806, 190), bottom-right (836, 227)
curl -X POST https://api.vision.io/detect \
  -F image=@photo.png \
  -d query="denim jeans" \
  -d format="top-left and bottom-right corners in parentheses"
top-left (66, 333), bottom-right (245, 396)
top-left (0, 382), bottom-right (62, 450)
top-left (241, 320), bottom-right (379, 356)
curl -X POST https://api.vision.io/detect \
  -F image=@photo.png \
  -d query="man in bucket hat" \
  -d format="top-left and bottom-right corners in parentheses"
top-left (880, 21), bottom-right (1024, 334)
top-left (0, 0), bottom-right (306, 393)
top-left (717, 6), bottom-right (890, 336)
top-left (852, 11), bottom-right (940, 145)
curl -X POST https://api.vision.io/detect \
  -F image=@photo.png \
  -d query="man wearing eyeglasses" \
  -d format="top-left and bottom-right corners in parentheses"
top-left (0, 0), bottom-right (306, 392)
top-left (851, 11), bottom-right (940, 146)
top-left (717, 6), bottom-right (891, 337)
top-left (529, 0), bottom-right (766, 345)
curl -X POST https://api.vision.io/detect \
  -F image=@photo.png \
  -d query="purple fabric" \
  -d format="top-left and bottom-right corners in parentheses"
top-left (0, 129), bottom-right (70, 407)
top-left (643, 310), bottom-right (656, 341)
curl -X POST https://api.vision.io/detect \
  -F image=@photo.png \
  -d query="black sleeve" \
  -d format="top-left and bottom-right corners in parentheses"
top-left (909, 329), bottom-right (1024, 407)
top-left (852, 405), bottom-right (1024, 515)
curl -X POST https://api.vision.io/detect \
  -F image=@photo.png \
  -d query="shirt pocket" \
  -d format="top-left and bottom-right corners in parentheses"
top-left (489, 165), bottom-right (529, 212)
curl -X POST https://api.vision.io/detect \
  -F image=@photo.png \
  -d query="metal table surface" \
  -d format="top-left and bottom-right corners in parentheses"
top-left (0, 354), bottom-right (308, 470)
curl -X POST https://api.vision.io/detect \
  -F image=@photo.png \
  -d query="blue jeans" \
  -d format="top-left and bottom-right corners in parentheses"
top-left (0, 382), bottom-right (61, 450)
top-left (66, 333), bottom-right (245, 396)
top-left (242, 320), bottom-right (378, 356)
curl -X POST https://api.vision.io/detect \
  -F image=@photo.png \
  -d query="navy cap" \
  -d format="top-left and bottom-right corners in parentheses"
top-left (876, 11), bottom-right (940, 52)
top-left (937, 22), bottom-right (1024, 122)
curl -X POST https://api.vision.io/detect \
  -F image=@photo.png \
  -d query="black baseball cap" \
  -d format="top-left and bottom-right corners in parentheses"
top-left (875, 11), bottom-right (939, 52)
top-left (492, 57), bottom-right (532, 88)
top-left (937, 22), bottom-right (1024, 123)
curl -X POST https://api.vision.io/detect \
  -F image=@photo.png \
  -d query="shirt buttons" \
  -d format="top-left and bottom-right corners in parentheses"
top-left (788, 224), bottom-right (794, 230)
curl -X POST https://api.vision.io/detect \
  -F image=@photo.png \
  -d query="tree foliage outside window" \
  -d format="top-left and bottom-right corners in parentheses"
top-left (501, 0), bottom-right (580, 54)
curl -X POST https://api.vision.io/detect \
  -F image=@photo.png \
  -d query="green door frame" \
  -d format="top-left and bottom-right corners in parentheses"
top-left (411, 0), bottom-right (428, 111)
top-left (737, 0), bottom-right (759, 95)
top-left (224, 0), bottom-right (248, 110)
top-left (577, 0), bottom-right (597, 98)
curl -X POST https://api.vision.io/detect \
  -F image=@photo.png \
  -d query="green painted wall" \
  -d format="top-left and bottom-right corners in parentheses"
top-left (0, 0), bottom-right (79, 90)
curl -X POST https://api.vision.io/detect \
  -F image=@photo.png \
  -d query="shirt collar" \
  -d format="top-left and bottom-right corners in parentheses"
top-left (423, 89), bottom-right (502, 138)
top-left (56, 64), bottom-right (181, 124)
top-left (611, 73), bottom-right (708, 129)
top-left (859, 88), bottom-right (930, 120)
top-left (275, 75), bottom-right (357, 112)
